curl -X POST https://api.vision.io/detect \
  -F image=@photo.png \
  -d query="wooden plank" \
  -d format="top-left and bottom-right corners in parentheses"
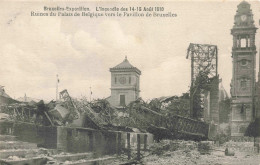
top-left (44, 112), bottom-right (54, 126)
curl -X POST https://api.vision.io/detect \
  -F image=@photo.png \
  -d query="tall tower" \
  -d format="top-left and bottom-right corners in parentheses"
top-left (230, 1), bottom-right (257, 137)
top-left (108, 57), bottom-right (141, 107)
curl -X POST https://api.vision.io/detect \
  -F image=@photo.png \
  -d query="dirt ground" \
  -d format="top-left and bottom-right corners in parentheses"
top-left (142, 147), bottom-right (260, 165)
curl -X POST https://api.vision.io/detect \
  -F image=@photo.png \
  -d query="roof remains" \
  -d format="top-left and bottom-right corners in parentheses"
top-left (113, 56), bottom-right (135, 69)
top-left (110, 56), bottom-right (141, 74)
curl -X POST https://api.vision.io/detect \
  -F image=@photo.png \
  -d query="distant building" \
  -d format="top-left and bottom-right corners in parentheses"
top-left (16, 94), bottom-right (40, 104)
top-left (230, 1), bottom-right (257, 137)
top-left (218, 80), bottom-right (231, 123)
top-left (0, 86), bottom-right (10, 98)
top-left (219, 80), bottom-right (229, 102)
top-left (107, 57), bottom-right (141, 107)
top-left (0, 86), bottom-right (19, 105)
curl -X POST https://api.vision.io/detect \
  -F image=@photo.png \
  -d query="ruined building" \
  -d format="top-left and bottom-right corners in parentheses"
top-left (230, 1), bottom-right (258, 137)
top-left (107, 57), bottom-right (141, 107)
top-left (255, 18), bottom-right (260, 119)
top-left (186, 43), bottom-right (219, 124)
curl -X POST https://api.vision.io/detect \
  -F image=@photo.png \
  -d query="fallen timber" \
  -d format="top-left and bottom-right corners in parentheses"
top-left (0, 90), bottom-right (128, 132)
top-left (0, 102), bottom-right (209, 141)
top-left (128, 100), bottom-right (209, 141)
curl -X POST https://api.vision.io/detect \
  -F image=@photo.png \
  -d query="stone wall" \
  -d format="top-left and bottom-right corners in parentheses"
top-left (56, 126), bottom-right (153, 155)
top-left (57, 127), bottom-right (118, 155)
top-left (0, 121), bottom-right (57, 149)
top-left (0, 121), bottom-right (154, 155)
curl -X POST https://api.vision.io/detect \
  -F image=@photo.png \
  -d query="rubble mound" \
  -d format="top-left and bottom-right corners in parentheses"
top-left (144, 140), bottom-right (200, 165)
top-left (149, 140), bottom-right (198, 155)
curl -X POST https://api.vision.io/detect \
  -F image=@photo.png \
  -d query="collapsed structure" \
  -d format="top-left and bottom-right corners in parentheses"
top-left (186, 43), bottom-right (219, 124)
top-left (0, 90), bottom-right (209, 139)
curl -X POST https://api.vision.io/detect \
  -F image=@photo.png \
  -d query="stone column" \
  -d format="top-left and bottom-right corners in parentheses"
top-left (57, 126), bottom-right (68, 152)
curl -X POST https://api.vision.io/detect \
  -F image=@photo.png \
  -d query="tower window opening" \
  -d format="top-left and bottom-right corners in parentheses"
top-left (240, 38), bottom-right (246, 48)
top-left (129, 77), bottom-right (131, 84)
top-left (115, 77), bottom-right (117, 84)
top-left (237, 39), bottom-right (239, 47)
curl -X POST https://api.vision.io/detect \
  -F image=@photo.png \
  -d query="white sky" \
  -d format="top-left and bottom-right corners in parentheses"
top-left (0, 0), bottom-right (260, 101)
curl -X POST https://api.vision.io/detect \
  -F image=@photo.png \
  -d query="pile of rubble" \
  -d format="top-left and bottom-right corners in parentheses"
top-left (0, 89), bottom-right (207, 141)
top-left (143, 140), bottom-right (201, 165)
top-left (224, 141), bottom-right (255, 153)
top-left (0, 89), bottom-right (138, 133)
top-left (142, 140), bottom-right (260, 165)
top-left (148, 140), bottom-right (198, 155)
